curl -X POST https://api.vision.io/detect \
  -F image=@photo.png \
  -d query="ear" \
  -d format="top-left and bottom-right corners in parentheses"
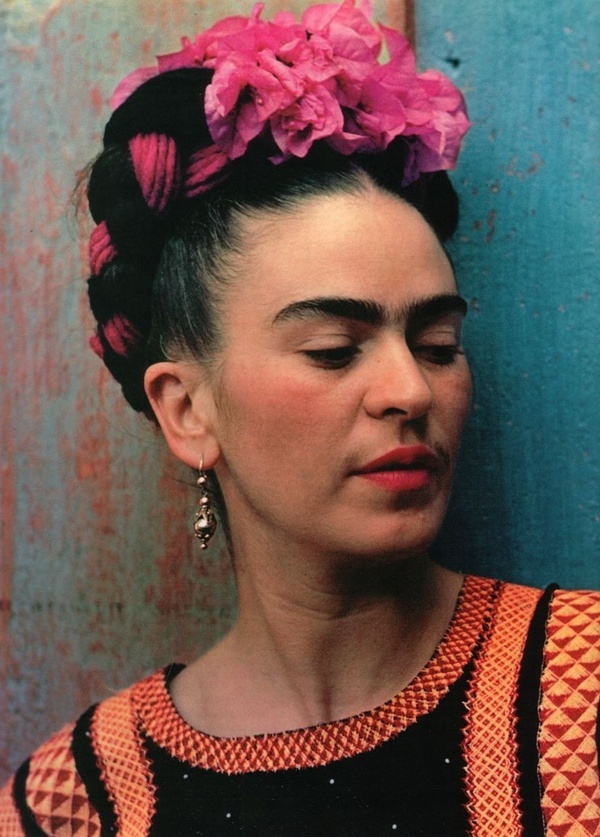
top-left (144, 361), bottom-right (221, 469)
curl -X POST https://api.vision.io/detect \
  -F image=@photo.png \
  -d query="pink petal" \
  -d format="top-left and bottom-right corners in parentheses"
top-left (270, 87), bottom-right (343, 157)
top-left (110, 67), bottom-right (159, 110)
top-left (377, 24), bottom-right (415, 70)
top-left (302, 1), bottom-right (381, 57)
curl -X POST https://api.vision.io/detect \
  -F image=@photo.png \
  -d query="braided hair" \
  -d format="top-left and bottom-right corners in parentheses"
top-left (86, 68), bottom-right (460, 418)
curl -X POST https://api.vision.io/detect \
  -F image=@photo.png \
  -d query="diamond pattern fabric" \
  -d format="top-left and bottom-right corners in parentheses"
top-left (0, 779), bottom-right (24, 836)
top-left (462, 583), bottom-right (543, 836)
top-left (539, 590), bottom-right (600, 836)
top-left (91, 687), bottom-right (156, 835)
top-left (25, 724), bottom-right (100, 836)
top-left (1, 577), bottom-right (597, 836)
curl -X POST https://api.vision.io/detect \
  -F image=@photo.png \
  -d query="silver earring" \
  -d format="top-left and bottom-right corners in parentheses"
top-left (194, 461), bottom-right (217, 549)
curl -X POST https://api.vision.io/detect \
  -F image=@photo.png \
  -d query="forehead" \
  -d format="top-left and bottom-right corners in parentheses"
top-left (227, 188), bottom-right (456, 321)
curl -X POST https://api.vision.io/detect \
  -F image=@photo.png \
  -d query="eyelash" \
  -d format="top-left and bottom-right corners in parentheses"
top-left (412, 345), bottom-right (465, 366)
top-left (302, 346), bottom-right (360, 369)
top-left (303, 343), bottom-right (464, 370)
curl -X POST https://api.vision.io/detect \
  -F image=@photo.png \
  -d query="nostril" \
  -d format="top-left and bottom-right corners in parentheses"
top-left (382, 406), bottom-right (409, 417)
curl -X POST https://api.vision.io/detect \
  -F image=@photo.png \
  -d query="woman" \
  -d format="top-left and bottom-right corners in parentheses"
top-left (1, 2), bottom-right (598, 835)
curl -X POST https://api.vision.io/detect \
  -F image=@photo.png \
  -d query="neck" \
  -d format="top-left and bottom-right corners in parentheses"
top-left (172, 543), bottom-right (463, 736)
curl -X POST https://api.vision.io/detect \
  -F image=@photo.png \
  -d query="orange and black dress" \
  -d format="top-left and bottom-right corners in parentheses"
top-left (1, 576), bottom-right (599, 836)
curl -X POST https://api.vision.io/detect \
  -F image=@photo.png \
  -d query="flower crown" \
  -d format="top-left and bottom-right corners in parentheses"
top-left (112, 0), bottom-right (469, 188)
top-left (89, 0), bottom-right (469, 361)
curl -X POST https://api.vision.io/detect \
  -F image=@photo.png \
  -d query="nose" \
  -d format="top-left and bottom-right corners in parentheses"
top-left (362, 339), bottom-right (434, 421)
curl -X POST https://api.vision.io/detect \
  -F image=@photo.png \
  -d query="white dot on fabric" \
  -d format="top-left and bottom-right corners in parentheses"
top-left (183, 774), bottom-right (189, 779)
top-left (329, 778), bottom-right (335, 785)
top-left (392, 825), bottom-right (398, 830)
top-left (444, 758), bottom-right (450, 764)
top-left (226, 813), bottom-right (232, 819)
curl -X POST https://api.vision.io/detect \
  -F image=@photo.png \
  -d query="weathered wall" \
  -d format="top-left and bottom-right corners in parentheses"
top-left (419, 1), bottom-right (599, 590)
top-left (1, 0), bottom-right (597, 781)
top-left (0, 0), bottom-right (408, 783)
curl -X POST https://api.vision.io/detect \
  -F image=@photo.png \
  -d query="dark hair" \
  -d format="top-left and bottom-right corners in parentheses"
top-left (87, 69), bottom-right (459, 417)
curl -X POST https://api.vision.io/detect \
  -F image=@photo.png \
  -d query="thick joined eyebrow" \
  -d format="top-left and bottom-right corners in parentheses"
top-left (272, 293), bottom-right (467, 327)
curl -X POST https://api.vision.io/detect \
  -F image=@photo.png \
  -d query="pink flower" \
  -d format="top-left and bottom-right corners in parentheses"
top-left (206, 53), bottom-right (301, 158)
top-left (270, 85), bottom-right (343, 158)
top-left (302, 1), bottom-right (381, 59)
top-left (410, 70), bottom-right (471, 171)
top-left (277, 33), bottom-right (339, 85)
top-left (377, 22), bottom-right (415, 71)
top-left (157, 4), bottom-right (266, 71)
top-left (302, 1), bottom-right (382, 107)
top-left (348, 77), bottom-right (408, 148)
top-left (109, 1), bottom-right (470, 189)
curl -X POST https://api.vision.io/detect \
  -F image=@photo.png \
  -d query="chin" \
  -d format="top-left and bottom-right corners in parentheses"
top-left (324, 522), bottom-right (441, 565)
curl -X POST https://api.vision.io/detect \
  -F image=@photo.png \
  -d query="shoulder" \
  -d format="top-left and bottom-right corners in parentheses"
top-left (537, 586), bottom-right (600, 728)
top-left (536, 589), bottom-right (600, 832)
top-left (0, 722), bottom-right (93, 837)
top-left (0, 668), bottom-right (171, 837)
top-left (543, 586), bottom-right (600, 652)
top-left (464, 577), bottom-right (599, 715)
top-left (484, 577), bottom-right (599, 651)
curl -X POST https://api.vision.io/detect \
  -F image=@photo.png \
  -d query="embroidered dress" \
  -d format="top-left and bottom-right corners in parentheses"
top-left (1, 576), bottom-right (599, 836)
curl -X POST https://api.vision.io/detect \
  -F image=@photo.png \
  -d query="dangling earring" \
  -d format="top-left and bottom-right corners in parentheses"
top-left (194, 460), bottom-right (217, 549)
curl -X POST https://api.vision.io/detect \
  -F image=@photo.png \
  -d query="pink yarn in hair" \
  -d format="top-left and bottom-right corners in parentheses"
top-left (101, 315), bottom-right (141, 357)
top-left (89, 221), bottom-right (117, 276)
top-left (129, 133), bottom-right (181, 213)
top-left (89, 334), bottom-right (105, 359)
top-left (185, 145), bottom-right (230, 197)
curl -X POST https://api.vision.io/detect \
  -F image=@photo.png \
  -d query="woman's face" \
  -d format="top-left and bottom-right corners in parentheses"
top-left (204, 186), bottom-right (472, 561)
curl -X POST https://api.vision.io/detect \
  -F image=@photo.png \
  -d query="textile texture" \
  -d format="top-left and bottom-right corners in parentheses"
top-left (1, 576), bottom-right (598, 836)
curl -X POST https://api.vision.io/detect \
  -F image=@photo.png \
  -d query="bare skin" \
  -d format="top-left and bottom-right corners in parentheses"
top-left (171, 559), bottom-right (463, 736)
top-left (147, 185), bottom-right (472, 737)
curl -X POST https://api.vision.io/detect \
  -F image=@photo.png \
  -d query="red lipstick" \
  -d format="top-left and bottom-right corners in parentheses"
top-left (354, 445), bottom-right (442, 492)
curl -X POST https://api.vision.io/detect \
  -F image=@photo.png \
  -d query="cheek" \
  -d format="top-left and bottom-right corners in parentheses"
top-left (439, 368), bottom-right (473, 439)
top-left (216, 361), bottom-right (340, 452)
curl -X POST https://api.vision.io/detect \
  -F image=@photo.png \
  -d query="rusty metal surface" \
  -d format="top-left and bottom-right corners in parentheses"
top-left (0, 0), bottom-right (408, 785)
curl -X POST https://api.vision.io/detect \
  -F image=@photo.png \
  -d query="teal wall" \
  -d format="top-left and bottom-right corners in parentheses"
top-left (418, 2), bottom-right (599, 587)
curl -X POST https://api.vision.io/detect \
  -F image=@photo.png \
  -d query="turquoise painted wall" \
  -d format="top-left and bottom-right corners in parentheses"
top-left (419, 1), bottom-right (599, 588)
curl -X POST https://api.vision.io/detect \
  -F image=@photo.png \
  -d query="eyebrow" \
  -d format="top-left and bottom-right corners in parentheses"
top-left (272, 293), bottom-right (467, 327)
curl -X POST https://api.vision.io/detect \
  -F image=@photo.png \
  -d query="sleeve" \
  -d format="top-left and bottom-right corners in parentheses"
top-left (0, 723), bottom-right (101, 837)
top-left (538, 588), bottom-right (600, 835)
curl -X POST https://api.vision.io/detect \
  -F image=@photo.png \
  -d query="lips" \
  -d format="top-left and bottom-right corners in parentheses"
top-left (353, 445), bottom-right (443, 492)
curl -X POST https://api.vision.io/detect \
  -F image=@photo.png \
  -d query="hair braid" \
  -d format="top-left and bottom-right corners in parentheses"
top-left (86, 69), bottom-right (217, 415)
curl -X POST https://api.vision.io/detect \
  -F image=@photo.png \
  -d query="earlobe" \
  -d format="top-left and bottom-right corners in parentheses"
top-left (144, 361), bottom-right (220, 469)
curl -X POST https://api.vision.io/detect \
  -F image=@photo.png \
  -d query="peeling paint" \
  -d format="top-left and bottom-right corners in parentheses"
top-left (485, 209), bottom-right (496, 243)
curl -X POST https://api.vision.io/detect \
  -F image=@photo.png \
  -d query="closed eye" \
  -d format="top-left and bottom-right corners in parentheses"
top-left (413, 345), bottom-right (465, 366)
top-left (302, 345), bottom-right (360, 369)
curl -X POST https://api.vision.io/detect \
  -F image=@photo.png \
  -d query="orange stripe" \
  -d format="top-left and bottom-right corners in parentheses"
top-left (538, 589), bottom-right (600, 835)
top-left (92, 689), bottom-right (156, 836)
top-left (462, 582), bottom-right (542, 837)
